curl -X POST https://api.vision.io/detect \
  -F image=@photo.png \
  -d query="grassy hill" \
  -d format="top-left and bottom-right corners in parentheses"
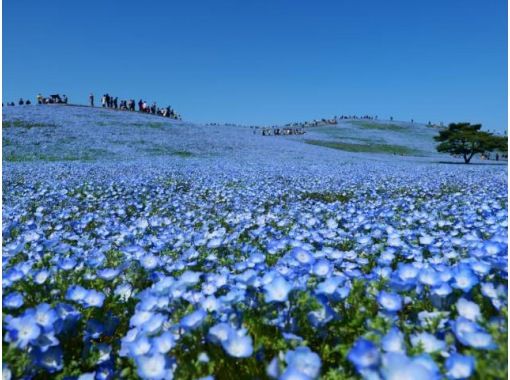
top-left (4, 105), bottom-right (445, 164)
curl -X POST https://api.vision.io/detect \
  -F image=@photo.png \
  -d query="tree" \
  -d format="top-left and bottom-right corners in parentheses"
top-left (434, 123), bottom-right (507, 164)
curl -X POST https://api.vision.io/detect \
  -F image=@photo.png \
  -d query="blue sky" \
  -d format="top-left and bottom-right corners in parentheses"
top-left (3, 1), bottom-right (507, 131)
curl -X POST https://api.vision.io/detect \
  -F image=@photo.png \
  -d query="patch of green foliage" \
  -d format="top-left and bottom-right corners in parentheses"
top-left (301, 191), bottom-right (353, 203)
top-left (351, 121), bottom-right (408, 132)
top-left (3, 120), bottom-right (57, 129)
top-left (305, 139), bottom-right (422, 156)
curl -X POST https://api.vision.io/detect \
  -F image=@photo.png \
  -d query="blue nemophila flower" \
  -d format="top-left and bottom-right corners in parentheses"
top-left (445, 353), bottom-right (475, 379)
top-left (2, 364), bottom-right (12, 380)
top-left (114, 283), bottom-right (133, 301)
top-left (135, 353), bottom-right (172, 380)
top-left (451, 317), bottom-right (496, 350)
top-left (140, 313), bottom-right (166, 335)
top-left (152, 331), bottom-right (175, 354)
top-left (377, 291), bottom-right (403, 313)
top-left (381, 328), bottom-right (405, 353)
top-left (292, 247), bottom-right (315, 266)
top-left (3, 292), bottom-right (24, 309)
top-left (180, 308), bottom-right (206, 330)
top-left (311, 259), bottom-right (331, 277)
top-left (221, 329), bottom-right (253, 358)
top-left (31, 346), bottom-right (64, 373)
top-left (208, 323), bottom-right (233, 344)
top-left (284, 346), bottom-right (321, 379)
top-left (410, 332), bottom-right (446, 353)
top-left (451, 266), bottom-right (478, 292)
top-left (33, 303), bottom-right (59, 332)
top-left (97, 268), bottom-right (120, 281)
top-left (347, 338), bottom-right (380, 371)
top-left (85, 319), bottom-right (105, 339)
top-left (456, 298), bottom-right (481, 321)
top-left (263, 276), bottom-right (292, 303)
top-left (418, 267), bottom-right (440, 287)
top-left (315, 276), bottom-right (344, 297)
top-left (5, 314), bottom-right (41, 349)
top-left (83, 290), bottom-right (106, 308)
top-left (140, 254), bottom-right (160, 270)
top-left (33, 269), bottom-right (50, 284)
top-left (66, 285), bottom-right (88, 302)
top-left (381, 352), bottom-right (439, 380)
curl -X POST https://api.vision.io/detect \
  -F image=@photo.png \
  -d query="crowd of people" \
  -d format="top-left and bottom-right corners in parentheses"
top-left (95, 93), bottom-right (180, 120)
top-left (258, 127), bottom-right (305, 136)
top-left (3, 92), bottom-right (181, 121)
top-left (37, 93), bottom-right (68, 104)
top-left (4, 98), bottom-right (35, 106)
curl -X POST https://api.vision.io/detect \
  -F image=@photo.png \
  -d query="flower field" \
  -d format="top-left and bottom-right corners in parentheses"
top-left (2, 106), bottom-right (508, 379)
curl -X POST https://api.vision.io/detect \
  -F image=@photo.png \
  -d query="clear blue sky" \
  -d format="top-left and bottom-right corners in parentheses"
top-left (3, 1), bottom-right (507, 131)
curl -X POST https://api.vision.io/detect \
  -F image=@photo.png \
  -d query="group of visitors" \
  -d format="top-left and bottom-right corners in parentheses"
top-left (94, 93), bottom-right (180, 119)
top-left (37, 93), bottom-right (68, 104)
top-left (258, 127), bottom-right (305, 136)
top-left (3, 98), bottom-right (32, 106)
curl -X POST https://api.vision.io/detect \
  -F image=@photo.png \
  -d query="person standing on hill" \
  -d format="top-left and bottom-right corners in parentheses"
top-left (102, 95), bottom-right (106, 107)
top-left (138, 99), bottom-right (143, 112)
top-left (89, 93), bottom-right (94, 107)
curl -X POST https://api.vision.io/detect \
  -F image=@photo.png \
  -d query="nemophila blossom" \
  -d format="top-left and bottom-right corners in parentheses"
top-left (33, 269), bottom-right (50, 284)
top-left (456, 298), bottom-right (481, 321)
top-left (377, 291), bottom-right (403, 313)
top-left (315, 276), bottom-right (344, 297)
top-left (33, 303), bottom-right (59, 332)
top-left (140, 254), bottom-right (160, 270)
top-left (451, 317), bottom-right (496, 350)
top-left (127, 335), bottom-right (152, 357)
top-left (431, 282), bottom-right (452, 297)
top-left (208, 323), bottom-right (233, 344)
top-left (221, 329), bottom-right (253, 358)
top-left (114, 283), bottom-right (133, 301)
top-left (292, 247), bottom-right (315, 266)
top-left (381, 353), bottom-right (439, 380)
top-left (311, 259), bottom-right (331, 277)
top-left (179, 271), bottom-right (202, 285)
top-left (396, 263), bottom-right (419, 283)
top-left (85, 319), bottom-right (105, 339)
top-left (140, 313), bottom-right (166, 335)
top-left (284, 346), bottom-right (321, 379)
top-left (264, 276), bottom-right (292, 302)
top-left (180, 309), bottom-right (206, 330)
top-left (58, 257), bottom-right (77, 271)
top-left (6, 314), bottom-right (41, 349)
top-left (266, 357), bottom-right (280, 378)
top-left (2, 364), bottom-right (12, 380)
top-left (66, 285), bottom-right (89, 302)
top-left (3, 292), bottom-right (24, 309)
top-left (445, 353), bottom-right (475, 379)
top-left (410, 332), bottom-right (446, 353)
top-left (135, 353), bottom-right (172, 380)
top-left (152, 331), bottom-right (175, 354)
top-left (381, 328), bottom-right (405, 353)
top-left (348, 339), bottom-right (380, 371)
top-left (83, 290), bottom-right (106, 308)
top-left (418, 267), bottom-right (440, 287)
top-left (451, 266), bottom-right (478, 292)
top-left (97, 268), bottom-right (120, 281)
top-left (31, 346), bottom-right (64, 373)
